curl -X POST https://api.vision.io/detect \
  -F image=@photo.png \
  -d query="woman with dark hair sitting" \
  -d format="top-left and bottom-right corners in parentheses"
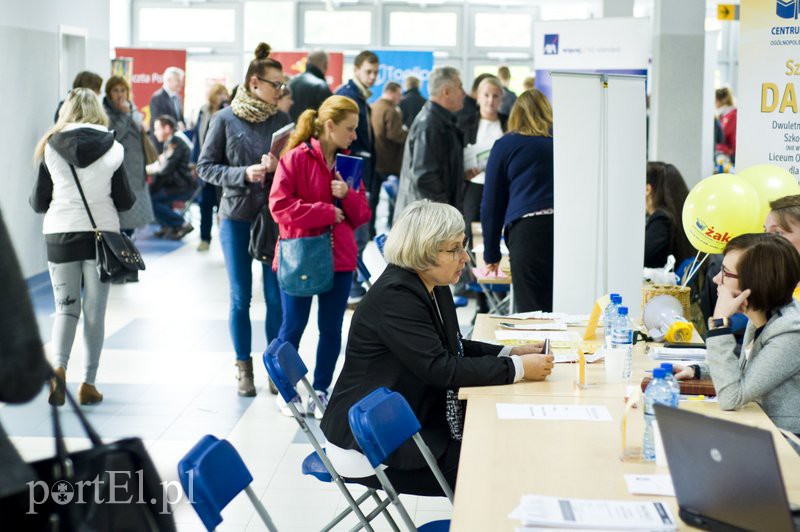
top-left (644, 161), bottom-right (693, 268)
top-left (676, 233), bottom-right (800, 434)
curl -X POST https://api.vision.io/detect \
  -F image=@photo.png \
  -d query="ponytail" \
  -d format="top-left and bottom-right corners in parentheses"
top-left (282, 109), bottom-right (319, 156)
top-left (280, 95), bottom-right (360, 156)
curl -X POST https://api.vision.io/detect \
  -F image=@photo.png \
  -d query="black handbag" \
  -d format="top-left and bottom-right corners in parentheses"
top-left (248, 204), bottom-right (280, 263)
top-left (18, 389), bottom-right (177, 531)
top-left (68, 165), bottom-right (145, 283)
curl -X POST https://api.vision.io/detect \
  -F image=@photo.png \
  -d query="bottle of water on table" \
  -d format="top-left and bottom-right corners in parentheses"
top-left (643, 368), bottom-right (673, 461)
top-left (659, 363), bottom-right (680, 407)
top-left (603, 293), bottom-right (622, 348)
top-left (611, 306), bottom-right (633, 379)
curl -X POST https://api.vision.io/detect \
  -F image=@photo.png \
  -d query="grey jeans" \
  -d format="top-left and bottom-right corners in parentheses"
top-left (48, 260), bottom-right (110, 385)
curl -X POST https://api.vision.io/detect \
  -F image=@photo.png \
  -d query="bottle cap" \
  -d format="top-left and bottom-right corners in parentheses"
top-left (611, 294), bottom-right (622, 304)
top-left (660, 363), bottom-right (673, 373)
top-left (617, 306), bottom-right (628, 316)
top-left (652, 368), bottom-right (666, 379)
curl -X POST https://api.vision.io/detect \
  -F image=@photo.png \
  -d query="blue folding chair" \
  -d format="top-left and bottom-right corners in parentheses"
top-left (178, 435), bottom-right (277, 531)
top-left (263, 339), bottom-right (399, 532)
top-left (348, 387), bottom-right (453, 532)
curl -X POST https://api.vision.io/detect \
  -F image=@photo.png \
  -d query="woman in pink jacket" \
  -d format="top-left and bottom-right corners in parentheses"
top-left (270, 95), bottom-right (371, 417)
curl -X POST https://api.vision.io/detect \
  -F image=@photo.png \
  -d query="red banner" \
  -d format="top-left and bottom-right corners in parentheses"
top-left (114, 47), bottom-right (187, 127)
top-left (271, 52), bottom-right (344, 91)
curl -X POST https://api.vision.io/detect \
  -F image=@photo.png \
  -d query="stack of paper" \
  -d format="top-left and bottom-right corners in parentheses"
top-left (497, 404), bottom-right (613, 421)
top-left (499, 321), bottom-right (567, 331)
top-left (650, 347), bottom-right (706, 361)
top-left (495, 330), bottom-right (581, 344)
top-left (509, 495), bottom-right (677, 530)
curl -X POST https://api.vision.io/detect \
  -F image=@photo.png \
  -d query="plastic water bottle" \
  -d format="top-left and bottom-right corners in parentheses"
top-left (603, 294), bottom-right (622, 348)
top-left (611, 306), bottom-right (633, 379)
top-left (643, 368), bottom-right (673, 461)
top-left (659, 363), bottom-right (680, 407)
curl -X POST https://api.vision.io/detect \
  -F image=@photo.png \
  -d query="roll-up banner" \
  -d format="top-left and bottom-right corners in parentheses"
top-left (533, 18), bottom-right (650, 101)
top-left (114, 48), bottom-right (187, 128)
top-left (369, 51), bottom-right (434, 103)
top-left (736, 0), bottom-right (800, 177)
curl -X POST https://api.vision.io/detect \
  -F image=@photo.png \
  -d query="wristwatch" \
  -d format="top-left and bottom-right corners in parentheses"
top-left (707, 317), bottom-right (731, 330)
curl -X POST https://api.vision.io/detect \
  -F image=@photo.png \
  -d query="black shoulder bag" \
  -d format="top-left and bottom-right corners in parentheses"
top-left (68, 165), bottom-right (145, 283)
top-left (19, 388), bottom-right (177, 530)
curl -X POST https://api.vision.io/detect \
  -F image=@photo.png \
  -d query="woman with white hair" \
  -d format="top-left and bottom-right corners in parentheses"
top-left (320, 200), bottom-right (554, 496)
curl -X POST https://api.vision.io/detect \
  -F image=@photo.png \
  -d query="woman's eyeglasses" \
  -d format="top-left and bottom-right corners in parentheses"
top-left (439, 238), bottom-right (470, 261)
top-left (257, 77), bottom-right (286, 92)
top-left (720, 265), bottom-right (739, 283)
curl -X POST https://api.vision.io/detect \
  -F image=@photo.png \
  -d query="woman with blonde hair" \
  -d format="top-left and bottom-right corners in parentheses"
top-left (192, 82), bottom-right (230, 251)
top-left (269, 95), bottom-right (371, 417)
top-left (30, 88), bottom-right (135, 406)
top-left (197, 43), bottom-right (290, 397)
top-left (481, 88), bottom-right (554, 312)
top-left (103, 75), bottom-right (155, 239)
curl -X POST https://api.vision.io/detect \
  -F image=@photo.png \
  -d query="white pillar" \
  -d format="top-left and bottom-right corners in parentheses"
top-left (649, 0), bottom-right (714, 186)
top-left (603, 0), bottom-right (634, 17)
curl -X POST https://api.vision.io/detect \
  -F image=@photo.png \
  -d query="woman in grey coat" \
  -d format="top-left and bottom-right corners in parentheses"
top-left (104, 76), bottom-right (155, 235)
top-left (677, 233), bottom-right (800, 435)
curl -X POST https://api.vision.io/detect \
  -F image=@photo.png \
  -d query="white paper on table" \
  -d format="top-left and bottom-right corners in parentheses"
top-left (495, 330), bottom-right (580, 343)
top-left (499, 321), bottom-right (567, 331)
top-left (511, 495), bottom-right (678, 530)
top-left (470, 171), bottom-right (486, 185)
top-left (496, 403), bottom-right (613, 421)
top-left (553, 352), bottom-right (604, 364)
top-left (624, 474), bottom-right (676, 497)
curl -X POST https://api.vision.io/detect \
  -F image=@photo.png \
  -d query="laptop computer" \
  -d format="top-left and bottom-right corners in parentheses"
top-left (654, 404), bottom-right (799, 532)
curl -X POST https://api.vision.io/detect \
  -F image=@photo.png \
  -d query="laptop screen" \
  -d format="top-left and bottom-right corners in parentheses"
top-left (654, 404), bottom-right (795, 532)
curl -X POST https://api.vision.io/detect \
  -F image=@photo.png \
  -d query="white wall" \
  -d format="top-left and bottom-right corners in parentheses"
top-left (0, 0), bottom-right (110, 277)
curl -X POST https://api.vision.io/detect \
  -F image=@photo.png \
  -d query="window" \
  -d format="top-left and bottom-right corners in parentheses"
top-left (303, 10), bottom-right (372, 45)
top-left (244, 1), bottom-right (295, 52)
top-left (138, 8), bottom-right (237, 43)
top-left (474, 13), bottom-right (531, 48)
top-left (539, 4), bottom-right (596, 21)
top-left (388, 11), bottom-right (458, 48)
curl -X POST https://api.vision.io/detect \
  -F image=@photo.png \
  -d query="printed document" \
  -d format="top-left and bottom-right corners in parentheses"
top-left (509, 495), bottom-right (677, 530)
top-left (496, 404), bottom-right (613, 422)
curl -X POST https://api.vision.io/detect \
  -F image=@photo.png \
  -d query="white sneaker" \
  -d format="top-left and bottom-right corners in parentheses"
top-left (306, 390), bottom-right (329, 420)
top-left (276, 394), bottom-right (305, 417)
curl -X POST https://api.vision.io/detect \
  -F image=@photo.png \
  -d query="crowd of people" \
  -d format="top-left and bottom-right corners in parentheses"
top-left (14, 41), bottom-right (800, 507)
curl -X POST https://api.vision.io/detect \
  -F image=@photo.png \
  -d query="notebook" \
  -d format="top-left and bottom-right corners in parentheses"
top-left (654, 404), bottom-right (800, 532)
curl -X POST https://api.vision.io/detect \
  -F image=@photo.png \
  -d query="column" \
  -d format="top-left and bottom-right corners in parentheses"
top-left (649, 0), bottom-right (715, 186)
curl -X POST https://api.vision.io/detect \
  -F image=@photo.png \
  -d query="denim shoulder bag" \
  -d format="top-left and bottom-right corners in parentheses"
top-left (277, 148), bottom-right (335, 297)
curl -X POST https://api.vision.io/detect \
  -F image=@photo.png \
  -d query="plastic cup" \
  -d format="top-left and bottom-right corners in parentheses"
top-left (603, 348), bottom-right (626, 383)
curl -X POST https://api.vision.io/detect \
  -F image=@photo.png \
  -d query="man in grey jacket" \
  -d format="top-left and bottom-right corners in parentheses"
top-left (393, 67), bottom-right (466, 223)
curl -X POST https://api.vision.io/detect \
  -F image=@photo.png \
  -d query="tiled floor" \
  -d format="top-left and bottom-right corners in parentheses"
top-left (4, 202), bottom-right (462, 531)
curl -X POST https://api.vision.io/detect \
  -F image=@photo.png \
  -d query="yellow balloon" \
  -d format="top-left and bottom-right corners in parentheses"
top-left (736, 164), bottom-right (800, 224)
top-left (682, 173), bottom-right (761, 254)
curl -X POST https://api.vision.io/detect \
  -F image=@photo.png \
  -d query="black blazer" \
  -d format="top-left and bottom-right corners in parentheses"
top-left (320, 264), bottom-right (515, 470)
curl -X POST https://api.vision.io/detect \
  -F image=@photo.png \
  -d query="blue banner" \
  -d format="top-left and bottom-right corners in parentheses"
top-left (370, 50), bottom-right (434, 103)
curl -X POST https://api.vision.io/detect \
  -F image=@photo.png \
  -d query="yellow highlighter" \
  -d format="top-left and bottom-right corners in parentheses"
top-left (687, 395), bottom-right (706, 401)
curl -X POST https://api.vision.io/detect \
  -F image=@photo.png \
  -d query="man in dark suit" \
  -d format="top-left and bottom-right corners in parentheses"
top-left (399, 76), bottom-right (426, 129)
top-left (498, 65), bottom-right (517, 116)
top-left (320, 200), bottom-right (553, 496)
top-left (287, 50), bottom-right (333, 122)
top-left (149, 67), bottom-right (186, 151)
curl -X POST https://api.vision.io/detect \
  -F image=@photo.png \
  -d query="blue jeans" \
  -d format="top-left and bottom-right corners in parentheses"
top-left (219, 218), bottom-right (282, 361)
top-left (151, 189), bottom-right (187, 228)
top-left (278, 271), bottom-right (352, 391)
top-left (199, 183), bottom-right (220, 242)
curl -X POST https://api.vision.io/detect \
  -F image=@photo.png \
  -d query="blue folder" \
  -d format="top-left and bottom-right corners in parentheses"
top-left (335, 154), bottom-right (363, 191)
